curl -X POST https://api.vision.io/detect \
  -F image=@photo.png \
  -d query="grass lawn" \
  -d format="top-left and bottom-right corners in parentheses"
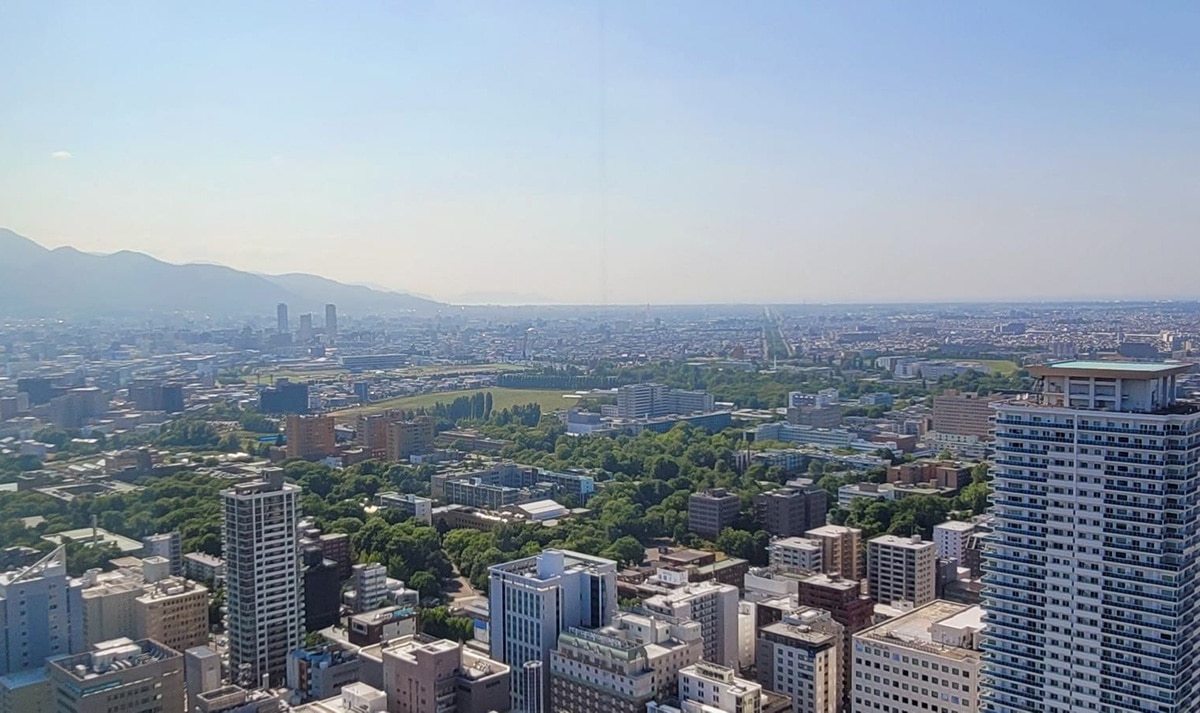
top-left (330, 387), bottom-right (576, 423)
top-left (980, 359), bottom-right (1020, 375)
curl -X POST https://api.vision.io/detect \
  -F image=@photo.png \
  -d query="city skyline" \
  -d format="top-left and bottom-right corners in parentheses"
top-left (4, 2), bottom-right (1200, 304)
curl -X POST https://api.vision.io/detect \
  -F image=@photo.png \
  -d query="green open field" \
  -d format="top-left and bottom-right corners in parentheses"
top-left (330, 387), bottom-right (576, 423)
top-left (980, 360), bottom-right (1020, 375)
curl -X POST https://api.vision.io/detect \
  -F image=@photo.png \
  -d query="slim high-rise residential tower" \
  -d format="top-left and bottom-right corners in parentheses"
top-left (984, 361), bottom-right (1200, 713)
top-left (276, 303), bottom-right (289, 334)
top-left (222, 468), bottom-right (303, 688)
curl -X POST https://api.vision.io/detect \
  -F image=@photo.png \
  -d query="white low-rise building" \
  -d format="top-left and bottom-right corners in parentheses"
top-left (852, 601), bottom-right (983, 713)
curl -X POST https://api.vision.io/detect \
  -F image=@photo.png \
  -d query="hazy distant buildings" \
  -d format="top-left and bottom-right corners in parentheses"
top-left (259, 381), bottom-right (309, 414)
top-left (616, 384), bottom-right (715, 419)
top-left (325, 304), bottom-right (337, 338)
top-left (277, 304), bottom-right (289, 334)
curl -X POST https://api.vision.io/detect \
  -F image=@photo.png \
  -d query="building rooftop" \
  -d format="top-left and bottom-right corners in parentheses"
top-left (934, 521), bottom-right (975, 532)
top-left (52, 638), bottom-right (178, 679)
top-left (869, 534), bottom-right (934, 550)
top-left (1030, 360), bottom-right (1193, 377)
top-left (857, 601), bottom-right (982, 661)
top-left (44, 528), bottom-right (144, 554)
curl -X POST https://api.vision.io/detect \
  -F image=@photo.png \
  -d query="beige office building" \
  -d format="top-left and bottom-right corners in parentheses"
top-left (931, 391), bottom-right (994, 440)
top-left (867, 535), bottom-right (936, 608)
top-left (135, 577), bottom-right (209, 654)
top-left (550, 612), bottom-right (703, 713)
top-left (852, 601), bottom-right (982, 713)
top-left (382, 636), bottom-right (509, 713)
top-left (49, 638), bottom-right (184, 713)
top-left (76, 568), bottom-right (144, 646)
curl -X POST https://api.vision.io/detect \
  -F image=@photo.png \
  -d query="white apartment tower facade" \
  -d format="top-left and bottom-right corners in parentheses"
top-left (222, 468), bottom-right (303, 688)
top-left (489, 550), bottom-right (617, 713)
top-left (984, 361), bottom-right (1200, 713)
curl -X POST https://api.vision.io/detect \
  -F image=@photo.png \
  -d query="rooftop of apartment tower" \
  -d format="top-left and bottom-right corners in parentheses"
top-left (1029, 360), bottom-right (1195, 378)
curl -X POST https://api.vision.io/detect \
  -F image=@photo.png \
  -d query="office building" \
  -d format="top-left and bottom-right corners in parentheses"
top-left (0, 669), bottom-right (51, 713)
top-left (644, 581), bottom-right (739, 668)
top-left (757, 609), bottom-right (842, 713)
top-left (350, 563), bottom-right (388, 614)
top-left (317, 534), bottom-right (353, 581)
top-left (616, 384), bottom-right (715, 419)
top-left (299, 314), bottom-right (314, 341)
top-left (277, 303), bottom-right (289, 334)
top-left (183, 553), bottom-right (224, 585)
top-left (786, 405), bottom-right (843, 429)
top-left (385, 417), bottom-right (435, 462)
top-left (805, 525), bottom-right (862, 581)
top-left (488, 550), bottom-right (617, 713)
top-left (687, 488), bottom-right (741, 540)
top-left (867, 534), bottom-right (936, 607)
top-left (933, 521), bottom-right (976, 562)
top-left (76, 568), bottom-right (144, 647)
top-left (302, 548), bottom-right (340, 631)
top-left (259, 381), bottom-right (309, 414)
top-left (609, 610), bottom-right (704, 701)
top-left (48, 638), bottom-right (184, 713)
top-left (383, 636), bottom-right (511, 713)
top-left (324, 304), bottom-right (337, 338)
top-left (374, 492), bottom-right (433, 525)
top-left (549, 616), bottom-right (702, 713)
top-left (128, 380), bottom-right (185, 414)
top-left (285, 415), bottom-right (336, 460)
top-left (135, 576), bottom-right (209, 654)
top-left (222, 469), bottom-right (303, 687)
top-left (754, 481), bottom-right (827, 537)
top-left (931, 391), bottom-right (994, 440)
top-left (0, 547), bottom-right (83, 675)
top-left (142, 533), bottom-right (183, 577)
top-left (347, 606), bottom-right (418, 647)
top-left (287, 645), bottom-right (361, 704)
top-left (852, 601), bottom-right (983, 713)
top-left (356, 414), bottom-right (392, 457)
top-left (888, 460), bottom-right (972, 490)
top-left (663, 389), bottom-right (716, 415)
top-left (678, 662), bottom-right (762, 713)
top-left (767, 537), bottom-right (823, 571)
top-left (796, 573), bottom-right (873, 713)
top-left (616, 383), bottom-right (667, 419)
top-left (185, 646), bottom-right (222, 713)
top-left (985, 361), bottom-right (1200, 713)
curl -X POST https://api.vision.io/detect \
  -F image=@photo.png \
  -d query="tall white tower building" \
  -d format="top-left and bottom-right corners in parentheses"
top-left (222, 468), bottom-right (303, 688)
top-left (488, 550), bottom-right (617, 713)
top-left (984, 361), bottom-right (1199, 713)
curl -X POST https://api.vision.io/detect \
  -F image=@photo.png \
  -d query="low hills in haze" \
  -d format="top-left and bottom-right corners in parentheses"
top-left (0, 229), bottom-right (443, 318)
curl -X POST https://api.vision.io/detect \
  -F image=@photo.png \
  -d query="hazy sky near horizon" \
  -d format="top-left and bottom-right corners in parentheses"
top-left (3, 2), bottom-right (1200, 305)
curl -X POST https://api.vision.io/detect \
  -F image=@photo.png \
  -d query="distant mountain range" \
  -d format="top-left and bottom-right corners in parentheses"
top-left (0, 228), bottom-right (443, 318)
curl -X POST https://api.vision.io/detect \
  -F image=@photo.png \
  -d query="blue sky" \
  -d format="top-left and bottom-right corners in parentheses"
top-left (2, 1), bottom-right (1199, 304)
